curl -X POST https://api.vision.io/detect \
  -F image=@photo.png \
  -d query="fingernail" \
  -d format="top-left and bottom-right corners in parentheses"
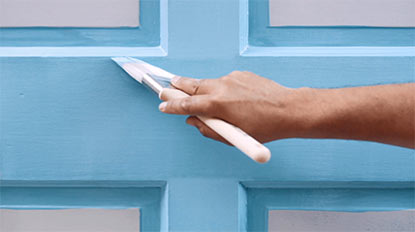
top-left (159, 102), bottom-right (167, 111)
top-left (171, 76), bottom-right (180, 85)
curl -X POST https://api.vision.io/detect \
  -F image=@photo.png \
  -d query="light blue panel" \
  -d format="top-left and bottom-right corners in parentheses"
top-left (0, 0), bottom-right (160, 47)
top-left (0, 181), bottom-right (167, 231)
top-left (248, 0), bottom-right (415, 47)
top-left (0, 0), bottom-right (414, 231)
top-left (243, 183), bottom-right (415, 231)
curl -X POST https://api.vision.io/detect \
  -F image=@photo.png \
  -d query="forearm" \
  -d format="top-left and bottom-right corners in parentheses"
top-left (295, 83), bottom-right (415, 148)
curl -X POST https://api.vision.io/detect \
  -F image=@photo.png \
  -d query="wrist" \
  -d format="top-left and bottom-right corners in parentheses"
top-left (287, 87), bottom-right (324, 139)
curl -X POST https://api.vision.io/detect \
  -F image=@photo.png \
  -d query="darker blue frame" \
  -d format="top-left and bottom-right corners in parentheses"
top-left (240, 181), bottom-right (415, 231)
top-left (249, 0), bottom-right (415, 47)
top-left (0, 181), bottom-right (166, 232)
top-left (0, 0), bottom-right (160, 47)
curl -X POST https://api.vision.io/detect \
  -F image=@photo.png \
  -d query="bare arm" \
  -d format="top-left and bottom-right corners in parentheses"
top-left (299, 83), bottom-right (414, 148)
top-left (159, 71), bottom-right (415, 148)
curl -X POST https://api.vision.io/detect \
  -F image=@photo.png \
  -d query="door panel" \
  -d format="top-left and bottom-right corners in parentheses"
top-left (243, 182), bottom-right (415, 230)
top-left (0, 182), bottom-right (166, 231)
top-left (1, 0), bottom-right (414, 231)
top-left (1, 208), bottom-right (140, 232)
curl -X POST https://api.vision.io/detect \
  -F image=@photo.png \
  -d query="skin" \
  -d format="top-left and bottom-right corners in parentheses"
top-left (159, 71), bottom-right (415, 149)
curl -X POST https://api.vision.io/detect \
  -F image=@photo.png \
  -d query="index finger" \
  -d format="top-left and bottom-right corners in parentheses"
top-left (171, 76), bottom-right (215, 96)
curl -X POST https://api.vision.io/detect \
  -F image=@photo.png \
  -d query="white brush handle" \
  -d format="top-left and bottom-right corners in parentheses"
top-left (160, 88), bottom-right (271, 163)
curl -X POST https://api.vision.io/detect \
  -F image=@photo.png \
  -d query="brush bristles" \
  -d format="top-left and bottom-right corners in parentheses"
top-left (122, 63), bottom-right (144, 83)
top-left (111, 57), bottom-right (133, 67)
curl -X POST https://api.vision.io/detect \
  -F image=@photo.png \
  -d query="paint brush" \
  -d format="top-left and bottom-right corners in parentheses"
top-left (112, 57), bottom-right (271, 163)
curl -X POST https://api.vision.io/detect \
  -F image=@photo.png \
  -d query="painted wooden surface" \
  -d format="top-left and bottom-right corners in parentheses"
top-left (0, 182), bottom-right (165, 231)
top-left (249, 0), bottom-right (415, 47)
top-left (0, 0), bottom-right (159, 47)
top-left (0, 0), bottom-right (414, 231)
top-left (244, 182), bottom-right (414, 230)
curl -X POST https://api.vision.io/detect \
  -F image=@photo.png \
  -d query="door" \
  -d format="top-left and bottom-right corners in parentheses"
top-left (1, 0), bottom-right (414, 231)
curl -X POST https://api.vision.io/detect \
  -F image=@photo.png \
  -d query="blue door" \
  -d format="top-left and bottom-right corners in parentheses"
top-left (1, 0), bottom-right (414, 231)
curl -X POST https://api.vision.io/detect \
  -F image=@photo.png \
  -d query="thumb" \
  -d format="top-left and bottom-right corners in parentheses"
top-left (159, 95), bottom-right (213, 116)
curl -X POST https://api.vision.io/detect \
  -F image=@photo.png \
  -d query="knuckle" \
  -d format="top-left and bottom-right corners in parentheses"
top-left (190, 80), bottom-right (201, 95)
top-left (220, 71), bottom-right (240, 81)
top-left (222, 70), bottom-right (244, 82)
top-left (193, 79), bottom-right (206, 94)
top-left (180, 98), bottom-right (192, 113)
top-left (219, 75), bottom-right (229, 81)
top-left (220, 75), bottom-right (233, 84)
top-left (230, 70), bottom-right (242, 76)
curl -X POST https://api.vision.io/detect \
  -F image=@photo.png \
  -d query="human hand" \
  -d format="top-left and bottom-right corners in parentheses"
top-left (158, 71), bottom-right (415, 148)
top-left (159, 71), bottom-right (311, 144)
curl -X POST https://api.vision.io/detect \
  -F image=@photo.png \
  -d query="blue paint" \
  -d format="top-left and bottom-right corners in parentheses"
top-left (0, 0), bottom-right (168, 57)
top-left (241, 46), bottom-right (415, 57)
top-left (238, 183), bottom-right (248, 231)
top-left (0, 0), bottom-right (160, 47)
top-left (0, 47), bottom-right (167, 57)
top-left (0, 182), bottom-right (167, 231)
top-left (248, 0), bottom-right (415, 47)
top-left (240, 0), bottom-right (415, 56)
top-left (0, 0), bottom-right (414, 231)
top-left (242, 184), bottom-right (415, 231)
